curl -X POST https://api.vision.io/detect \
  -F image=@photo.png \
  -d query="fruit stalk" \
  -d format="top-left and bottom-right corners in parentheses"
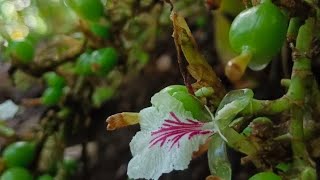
top-left (287, 17), bottom-right (316, 176)
top-left (241, 96), bottom-right (292, 115)
top-left (287, 17), bottom-right (302, 42)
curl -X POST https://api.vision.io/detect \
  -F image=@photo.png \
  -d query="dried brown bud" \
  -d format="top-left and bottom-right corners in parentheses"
top-left (106, 112), bottom-right (140, 130)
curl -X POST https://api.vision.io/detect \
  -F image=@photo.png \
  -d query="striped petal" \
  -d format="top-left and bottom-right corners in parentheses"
top-left (127, 91), bottom-right (214, 179)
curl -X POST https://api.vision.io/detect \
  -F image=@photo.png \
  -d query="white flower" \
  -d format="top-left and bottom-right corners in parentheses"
top-left (127, 91), bottom-right (215, 180)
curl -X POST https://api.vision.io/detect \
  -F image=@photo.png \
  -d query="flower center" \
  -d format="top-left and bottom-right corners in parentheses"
top-left (149, 112), bottom-right (213, 149)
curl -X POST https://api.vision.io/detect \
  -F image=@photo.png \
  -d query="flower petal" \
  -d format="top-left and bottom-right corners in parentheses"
top-left (139, 92), bottom-right (193, 131)
top-left (127, 91), bottom-right (215, 179)
top-left (128, 126), bottom-right (212, 180)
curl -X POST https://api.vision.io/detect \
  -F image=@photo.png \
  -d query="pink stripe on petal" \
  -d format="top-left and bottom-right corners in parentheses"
top-left (149, 112), bottom-right (214, 149)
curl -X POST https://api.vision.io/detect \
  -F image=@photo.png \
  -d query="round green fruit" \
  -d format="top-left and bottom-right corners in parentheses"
top-left (8, 40), bottom-right (34, 64)
top-left (41, 87), bottom-right (63, 106)
top-left (43, 72), bottom-right (65, 88)
top-left (249, 172), bottom-right (282, 180)
top-left (75, 52), bottom-right (93, 75)
top-left (2, 141), bottom-right (36, 168)
top-left (0, 167), bottom-right (33, 180)
top-left (229, 0), bottom-right (288, 70)
top-left (89, 23), bottom-right (111, 39)
top-left (67, 0), bottom-right (104, 21)
top-left (91, 47), bottom-right (118, 75)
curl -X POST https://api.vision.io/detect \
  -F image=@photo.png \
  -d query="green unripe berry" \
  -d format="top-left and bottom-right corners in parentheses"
top-left (41, 87), bottom-right (63, 106)
top-left (2, 141), bottom-right (36, 168)
top-left (75, 52), bottom-right (93, 76)
top-left (0, 167), bottom-right (33, 180)
top-left (67, 0), bottom-right (104, 21)
top-left (8, 40), bottom-right (34, 64)
top-left (43, 72), bottom-right (65, 88)
top-left (89, 23), bottom-right (111, 39)
top-left (91, 47), bottom-right (118, 75)
top-left (76, 48), bottom-right (118, 76)
top-left (229, 0), bottom-right (288, 70)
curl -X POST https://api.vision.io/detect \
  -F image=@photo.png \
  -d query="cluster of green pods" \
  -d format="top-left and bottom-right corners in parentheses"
top-left (0, 141), bottom-right (38, 180)
top-left (0, 141), bottom-right (77, 180)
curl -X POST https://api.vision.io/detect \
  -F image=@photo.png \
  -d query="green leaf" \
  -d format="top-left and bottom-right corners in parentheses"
top-left (208, 134), bottom-right (232, 180)
top-left (214, 89), bottom-right (257, 155)
top-left (215, 89), bottom-right (253, 130)
top-left (216, 89), bottom-right (254, 112)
